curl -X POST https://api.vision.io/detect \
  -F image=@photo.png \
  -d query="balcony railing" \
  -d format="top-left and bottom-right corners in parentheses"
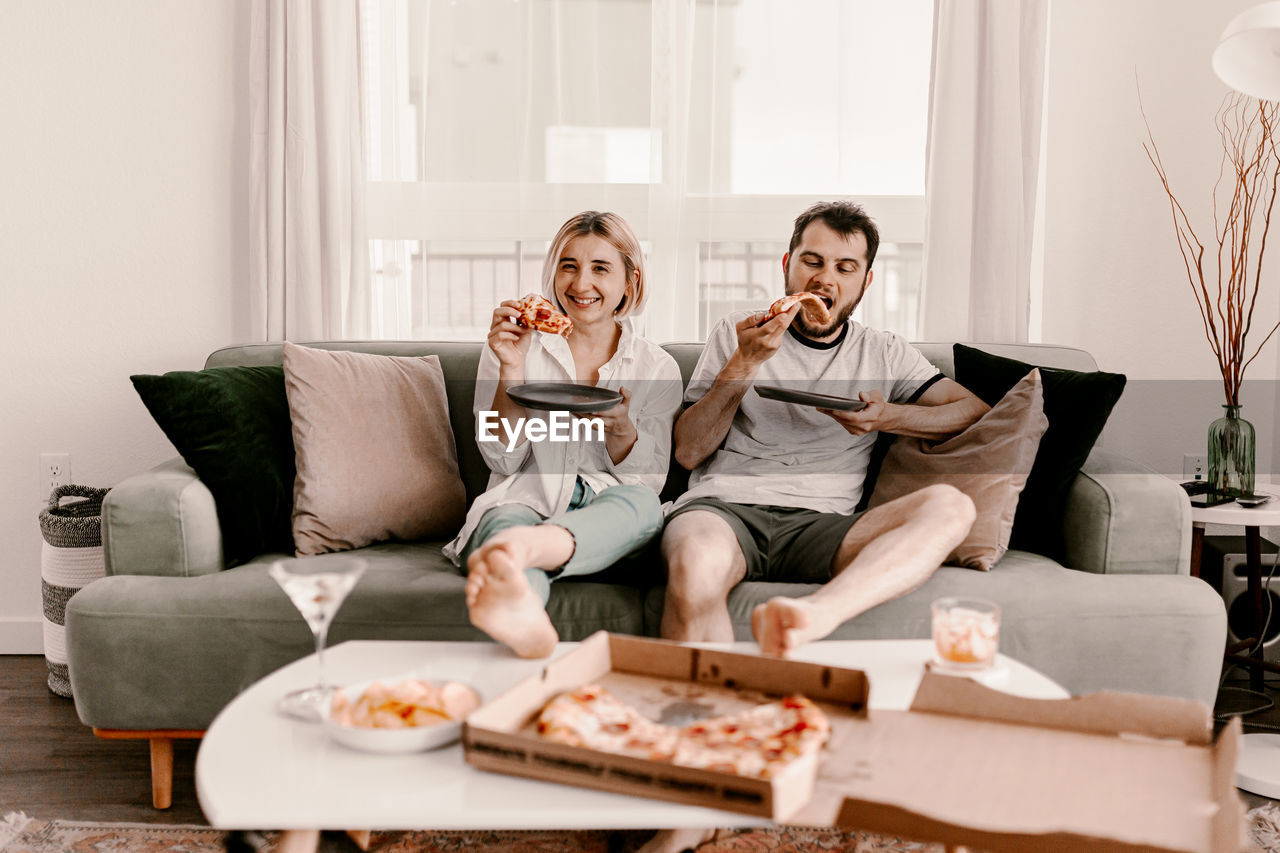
top-left (370, 240), bottom-right (922, 341)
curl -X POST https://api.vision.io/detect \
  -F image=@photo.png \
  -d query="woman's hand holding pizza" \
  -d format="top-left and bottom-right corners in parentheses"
top-left (488, 300), bottom-right (534, 375)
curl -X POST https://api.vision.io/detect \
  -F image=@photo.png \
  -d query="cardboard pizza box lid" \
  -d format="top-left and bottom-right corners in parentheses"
top-left (793, 670), bottom-right (1242, 853)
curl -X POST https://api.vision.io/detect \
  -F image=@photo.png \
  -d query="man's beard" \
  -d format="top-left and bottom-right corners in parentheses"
top-left (792, 280), bottom-right (865, 338)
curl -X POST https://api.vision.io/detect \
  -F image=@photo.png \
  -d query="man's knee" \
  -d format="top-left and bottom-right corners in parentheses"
top-left (661, 515), bottom-right (741, 604)
top-left (916, 483), bottom-right (976, 531)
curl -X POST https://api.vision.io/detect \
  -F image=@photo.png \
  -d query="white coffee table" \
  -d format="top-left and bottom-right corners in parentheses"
top-left (197, 638), bottom-right (1066, 843)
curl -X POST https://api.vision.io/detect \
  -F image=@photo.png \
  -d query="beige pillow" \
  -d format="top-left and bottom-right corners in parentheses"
top-left (866, 369), bottom-right (1048, 570)
top-left (282, 342), bottom-right (467, 556)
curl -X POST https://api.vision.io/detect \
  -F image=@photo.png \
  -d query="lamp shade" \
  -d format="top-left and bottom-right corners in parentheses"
top-left (1214, 1), bottom-right (1280, 100)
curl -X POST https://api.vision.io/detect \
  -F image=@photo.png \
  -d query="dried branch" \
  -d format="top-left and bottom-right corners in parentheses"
top-left (1140, 81), bottom-right (1280, 408)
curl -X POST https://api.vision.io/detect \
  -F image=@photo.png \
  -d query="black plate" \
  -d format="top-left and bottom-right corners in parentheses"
top-left (506, 383), bottom-right (623, 413)
top-left (754, 384), bottom-right (868, 411)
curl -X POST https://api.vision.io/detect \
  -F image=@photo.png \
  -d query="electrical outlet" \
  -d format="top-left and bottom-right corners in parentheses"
top-left (40, 453), bottom-right (70, 494)
top-left (1183, 453), bottom-right (1208, 481)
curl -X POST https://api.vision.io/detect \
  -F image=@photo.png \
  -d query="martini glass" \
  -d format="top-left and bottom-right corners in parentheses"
top-left (268, 555), bottom-right (367, 721)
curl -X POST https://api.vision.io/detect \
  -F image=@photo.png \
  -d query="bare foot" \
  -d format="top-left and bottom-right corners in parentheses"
top-left (750, 596), bottom-right (835, 657)
top-left (465, 528), bottom-right (564, 658)
top-left (634, 828), bottom-right (719, 853)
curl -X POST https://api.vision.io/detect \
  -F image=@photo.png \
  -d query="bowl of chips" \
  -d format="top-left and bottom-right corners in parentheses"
top-left (323, 676), bottom-right (482, 753)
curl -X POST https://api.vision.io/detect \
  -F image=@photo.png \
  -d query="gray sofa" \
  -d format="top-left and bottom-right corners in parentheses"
top-left (65, 339), bottom-right (1226, 807)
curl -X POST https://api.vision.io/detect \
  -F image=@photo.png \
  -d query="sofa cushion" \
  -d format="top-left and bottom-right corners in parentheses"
top-left (866, 369), bottom-right (1048, 570)
top-left (641, 555), bottom-right (1224, 704)
top-left (953, 344), bottom-right (1126, 559)
top-left (283, 342), bottom-right (467, 556)
top-left (65, 541), bottom-right (649, 729)
top-left (130, 366), bottom-right (295, 567)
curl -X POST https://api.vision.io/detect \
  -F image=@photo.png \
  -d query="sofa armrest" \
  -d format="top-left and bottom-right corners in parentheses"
top-left (1061, 446), bottom-right (1191, 575)
top-left (102, 458), bottom-right (224, 577)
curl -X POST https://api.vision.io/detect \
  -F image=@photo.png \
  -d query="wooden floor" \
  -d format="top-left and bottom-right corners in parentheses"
top-left (1, 656), bottom-right (204, 824)
top-left (2, 653), bottom-right (1279, 825)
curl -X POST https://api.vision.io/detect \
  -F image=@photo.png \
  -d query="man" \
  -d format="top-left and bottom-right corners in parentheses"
top-left (662, 200), bottom-right (989, 657)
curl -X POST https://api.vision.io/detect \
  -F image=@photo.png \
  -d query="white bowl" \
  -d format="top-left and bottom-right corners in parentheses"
top-left (322, 677), bottom-right (480, 754)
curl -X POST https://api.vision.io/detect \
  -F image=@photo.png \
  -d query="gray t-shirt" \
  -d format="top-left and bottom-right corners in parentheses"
top-left (673, 314), bottom-right (941, 514)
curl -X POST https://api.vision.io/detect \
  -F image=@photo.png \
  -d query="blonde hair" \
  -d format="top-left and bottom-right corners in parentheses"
top-left (540, 211), bottom-right (646, 318)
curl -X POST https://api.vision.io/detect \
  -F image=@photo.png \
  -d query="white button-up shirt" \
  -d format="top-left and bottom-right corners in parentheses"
top-left (443, 318), bottom-right (683, 564)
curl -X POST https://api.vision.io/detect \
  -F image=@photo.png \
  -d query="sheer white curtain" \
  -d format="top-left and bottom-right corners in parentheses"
top-left (920, 0), bottom-right (1048, 343)
top-left (361, 0), bottom-right (932, 344)
top-left (250, 0), bottom-right (371, 341)
top-left (362, 0), bottom-right (704, 342)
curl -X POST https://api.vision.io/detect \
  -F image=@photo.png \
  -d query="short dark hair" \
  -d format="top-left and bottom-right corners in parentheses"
top-left (788, 201), bottom-right (880, 270)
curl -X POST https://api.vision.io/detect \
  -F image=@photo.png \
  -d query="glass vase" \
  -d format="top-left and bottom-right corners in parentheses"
top-left (1208, 404), bottom-right (1256, 498)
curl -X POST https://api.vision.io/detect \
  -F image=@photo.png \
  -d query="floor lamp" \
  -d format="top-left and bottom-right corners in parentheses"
top-left (1212, 0), bottom-right (1280, 799)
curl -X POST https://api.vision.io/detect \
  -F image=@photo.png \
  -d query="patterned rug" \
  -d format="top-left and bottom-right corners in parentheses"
top-left (0, 815), bottom-right (944, 852)
top-left (3, 809), bottom-right (1279, 852)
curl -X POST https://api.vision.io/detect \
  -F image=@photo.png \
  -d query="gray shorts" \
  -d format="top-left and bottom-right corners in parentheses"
top-left (667, 498), bottom-right (862, 583)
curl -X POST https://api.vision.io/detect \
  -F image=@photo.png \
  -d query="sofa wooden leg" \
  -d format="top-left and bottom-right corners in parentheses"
top-left (92, 728), bottom-right (205, 810)
top-left (346, 830), bottom-right (372, 849)
top-left (149, 737), bottom-right (174, 809)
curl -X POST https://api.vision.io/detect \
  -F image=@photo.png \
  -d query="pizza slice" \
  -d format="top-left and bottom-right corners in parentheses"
top-left (761, 292), bottom-right (832, 328)
top-left (537, 685), bottom-right (678, 761)
top-left (535, 685), bottom-right (830, 779)
top-left (514, 293), bottom-right (574, 337)
top-left (680, 694), bottom-right (830, 778)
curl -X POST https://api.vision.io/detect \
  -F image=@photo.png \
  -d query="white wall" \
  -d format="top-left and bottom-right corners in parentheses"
top-left (0, 1), bottom-right (250, 651)
top-left (1043, 0), bottom-right (1280, 482)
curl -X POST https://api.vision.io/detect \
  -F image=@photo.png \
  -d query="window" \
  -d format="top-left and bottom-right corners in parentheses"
top-left (361, 0), bottom-right (931, 342)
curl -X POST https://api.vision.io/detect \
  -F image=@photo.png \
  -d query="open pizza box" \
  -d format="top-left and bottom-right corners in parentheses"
top-left (462, 632), bottom-right (1244, 852)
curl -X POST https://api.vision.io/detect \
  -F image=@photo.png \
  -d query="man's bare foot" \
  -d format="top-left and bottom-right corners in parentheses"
top-left (465, 527), bottom-right (567, 658)
top-left (750, 596), bottom-right (836, 657)
top-left (634, 828), bottom-right (719, 853)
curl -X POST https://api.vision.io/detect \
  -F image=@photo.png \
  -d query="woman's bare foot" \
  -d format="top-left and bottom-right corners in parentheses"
top-left (749, 596), bottom-right (836, 657)
top-left (465, 526), bottom-right (572, 658)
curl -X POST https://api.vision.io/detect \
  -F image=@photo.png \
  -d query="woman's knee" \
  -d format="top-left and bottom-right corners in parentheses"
top-left (463, 505), bottom-right (543, 569)
top-left (476, 504), bottom-right (542, 534)
top-left (599, 484), bottom-right (663, 534)
top-left (602, 483), bottom-right (661, 510)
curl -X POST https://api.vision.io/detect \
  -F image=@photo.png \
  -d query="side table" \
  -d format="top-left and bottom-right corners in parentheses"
top-left (1189, 483), bottom-right (1280, 693)
top-left (1187, 484), bottom-right (1280, 798)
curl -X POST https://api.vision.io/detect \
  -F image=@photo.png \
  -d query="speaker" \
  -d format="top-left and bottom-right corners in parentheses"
top-left (1206, 536), bottom-right (1280, 662)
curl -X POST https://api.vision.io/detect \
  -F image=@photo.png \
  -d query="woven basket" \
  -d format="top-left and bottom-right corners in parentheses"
top-left (38, 485), bottom-right (109, 698)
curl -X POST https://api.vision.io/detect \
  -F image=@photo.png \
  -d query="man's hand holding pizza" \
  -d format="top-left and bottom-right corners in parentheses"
top-left (673, 304), bottom-right (801, 471)
top-left (725, 303), bottom-right (800, 378)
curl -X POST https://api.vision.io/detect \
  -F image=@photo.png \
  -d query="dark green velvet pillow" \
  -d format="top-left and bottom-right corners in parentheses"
top-left (130, 366), bottom-right (295, 567)
top-left (952, 344), bottom-right (1126, 560)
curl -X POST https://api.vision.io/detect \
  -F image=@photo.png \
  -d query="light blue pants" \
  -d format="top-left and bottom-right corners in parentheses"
top-left (459, 479), bottom-right (662, 604)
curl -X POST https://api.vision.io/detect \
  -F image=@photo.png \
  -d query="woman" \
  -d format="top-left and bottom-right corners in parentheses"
top-left (444, 211), bottom-right (683, 658)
